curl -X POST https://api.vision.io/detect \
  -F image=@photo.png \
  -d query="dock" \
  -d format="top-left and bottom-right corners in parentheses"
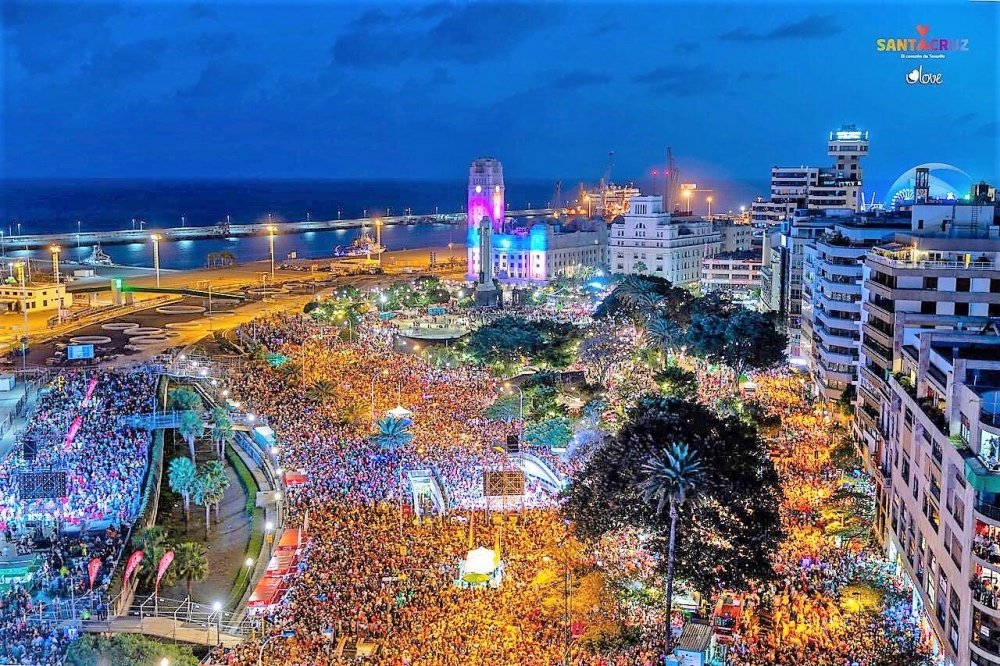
top-left (4, 209), bottom-right (555, 250)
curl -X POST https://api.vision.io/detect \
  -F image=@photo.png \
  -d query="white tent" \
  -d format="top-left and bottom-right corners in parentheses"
top-left (387, 405), bottom-right (413, 419)
top-left (464, 547), bottom-right (497, 576)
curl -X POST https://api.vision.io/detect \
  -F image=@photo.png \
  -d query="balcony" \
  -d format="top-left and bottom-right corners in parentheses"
top-left (978, 503), bottom-right (1000, 524)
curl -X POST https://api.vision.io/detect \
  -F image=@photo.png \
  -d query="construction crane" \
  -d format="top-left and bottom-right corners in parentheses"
top-left (552, 180), bottom-right (563, 212)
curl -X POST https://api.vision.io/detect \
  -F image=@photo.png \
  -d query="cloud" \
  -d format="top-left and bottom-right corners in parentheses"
top-left (192, 31), bottom-right (239, 55)
top-left (674, 41), bottom-right (700, 54)
top-left (551, 69), bottom-right (612, 91)
top-left (333, 2), bottom-right (560, 68)
top-left (590, 21), bottom-right (619, 38)
top-left (3, 2), bottom-right (121, 75)
top-left (719, 14), bottom-right (840, 42)
top-left (82, 38), bottom-right (170, 88)
top-left (978, 120), bottom-right (998, 138)
top-left (632, 64), bottom-right (722, 97)
top-left (428, 67), bottom-right (454, 86)
top-left (189, 2), bottom-right (219, 21)
top-left (177, 60), bottom-right (266, 99)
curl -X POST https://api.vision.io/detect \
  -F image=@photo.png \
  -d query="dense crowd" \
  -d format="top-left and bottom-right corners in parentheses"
top-left (0, 371), bottom-right (154, 666)
top-left (724, 372), bottom-right (934, 666)
top-left (221, 314), bottom-right (661, 665)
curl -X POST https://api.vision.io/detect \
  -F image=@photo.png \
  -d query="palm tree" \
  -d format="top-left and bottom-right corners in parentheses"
top-left (173, 542), bottom-right (209, 597)
top-left (639, 442), bottom-right (704, 656)
top-left (209, 406), bottom-right (234, 459)
top-left (178, 410), bottom-right (205, 462)
top-left (132, 525), bottom-right (168, 553)
top-left (614, 275), bottom-right (662, 314)
top-left (370, 416), bottom-right (414, 450)
top-left (168, 456), bottom-right (197, 525)
top-left (193, 473), bottom-right (225, 538)
top-left (199, 460), bottom-right (230, 522)
top-left (169, 387), bottom-right (203, 411)
top-left (306, 380), bottom-right (336, 403)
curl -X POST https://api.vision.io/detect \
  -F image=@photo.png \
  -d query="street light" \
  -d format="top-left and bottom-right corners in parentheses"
top-left (49, 245), bottom-right (61, 285)
top-left (706, 196), bottom-right (713, 217)
top-left (212, 601), bottom-right (222, 646)
top-left (503, 382), bottom-right (524, 420)
top-left (13, 261), bottom-right (28, 369)
top-left (151, 234), bottom-right (162, 287)
top-left (375, 218), bottom-right (383, 266)
top-left (682, 189), bottom-right (692, 213)
top-left (584, 194), bottom-right (591, 218)
top-left (267, 225), bottom-right (276, 280)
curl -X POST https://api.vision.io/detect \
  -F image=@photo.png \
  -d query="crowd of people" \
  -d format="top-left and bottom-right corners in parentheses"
top-left (0, 371), bottom-right (155, 666)
top-left (219, 313), bottom-right (665, 665)
top-left (723, 372), bottom-right (935, 666)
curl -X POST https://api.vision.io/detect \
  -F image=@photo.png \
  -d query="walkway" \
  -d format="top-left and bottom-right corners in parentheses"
top-left (82, 616), bottom-right (246, 648)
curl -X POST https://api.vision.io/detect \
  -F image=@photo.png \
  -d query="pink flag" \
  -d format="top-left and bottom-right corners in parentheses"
top-left (64, 416), bottom-right (82, 450)
top-left (123, 550), bottom-right (144, 589)
top-left (87, 557), bottom-right (102, 589)
top-left (155, 550), bottom-right (174, 591)
top-left (84, 377), bottom-right (99, 404)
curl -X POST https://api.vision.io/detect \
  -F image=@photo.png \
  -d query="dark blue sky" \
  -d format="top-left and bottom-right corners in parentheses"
top-left (3, 0), bottom-right (998, 193)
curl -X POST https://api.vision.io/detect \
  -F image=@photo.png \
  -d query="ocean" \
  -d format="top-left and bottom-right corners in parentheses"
top-left (0, 178), bottom-right (768, 270)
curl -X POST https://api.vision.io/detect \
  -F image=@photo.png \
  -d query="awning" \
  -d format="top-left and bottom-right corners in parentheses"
top-left (965, 457), bottom-right (1000, 493)
top-left (284, 471), bottom-right (308, 487)
top-left (276, 528), bottom-right (303, 553)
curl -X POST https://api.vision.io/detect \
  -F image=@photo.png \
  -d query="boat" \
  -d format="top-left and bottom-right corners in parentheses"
top-left (333, 230), bottom-right (385, 257)
top-left (81, 244), bottom-right (113, 266)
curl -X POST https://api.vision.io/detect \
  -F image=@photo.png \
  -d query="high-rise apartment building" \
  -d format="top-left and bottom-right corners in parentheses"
top-left (751, 125), bottom-right (868, 224)
top-left (801, 215), bottom-right (910, 400)
top-left (854, 192), bottom-right (1000, 666)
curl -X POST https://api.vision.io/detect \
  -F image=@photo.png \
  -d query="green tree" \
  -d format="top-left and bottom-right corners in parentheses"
top-left (66, 633), bottom-right (200, 666)
top-left (178, 409), bottom-right (205, 462)
top-left (131, 525), bottom-right (168, 553)
top-left (209, 406), bottom-right (234, 459)
top-left (306, 380), bottom-right (337, 403)
top-left (564, 396), bottom-right (784, 596)
top-left (654, 366), bottom-right (698, 399)
top-left (485, 393), bottom-right (523, 422)
top-left (199, 460), bottom-right (230, 522)
top-left (371, 416), bottom-right (414, 450)
top-left (523, 417), bottom-right (574, 450)
top-left (173, 541), bottom-right (210, 597)
top-left (193, 471), bottom-right (226, 537)
top-left (639, 443), bottom-right (704, 654)
top-left (137, 542), bottom-right (176, 590)
top-left (168, 456), bottom-right (197, 525)
top-left (463, 316), bottom-right (545, 373)
top-left (169, 387), bottom-right (202, 411)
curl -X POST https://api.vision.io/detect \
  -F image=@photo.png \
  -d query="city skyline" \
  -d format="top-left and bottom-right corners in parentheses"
top-left (3, 1), bottom-right (997, 188)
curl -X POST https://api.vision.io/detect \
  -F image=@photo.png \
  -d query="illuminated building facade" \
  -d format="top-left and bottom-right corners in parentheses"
top-left (466, 157), bottom-right (608, 284)
top-left (751, 125), bottom-right (869, 224)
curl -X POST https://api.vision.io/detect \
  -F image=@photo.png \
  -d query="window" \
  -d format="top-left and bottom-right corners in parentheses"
top-left (957, 278), bottom-right (970, 292)
top-left (921, 301), bottom-right (936, 315)
top-left (955, 302), bottom-right (969, 316)
top-left (923, 276), bottom-right (938, 290)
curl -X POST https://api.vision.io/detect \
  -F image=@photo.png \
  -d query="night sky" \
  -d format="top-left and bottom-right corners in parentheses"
top-left (3, 1), bottom-right (998, 190)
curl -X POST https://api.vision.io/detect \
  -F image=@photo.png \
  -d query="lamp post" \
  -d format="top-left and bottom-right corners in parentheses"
top-left (14, 261), bottom-right (28, 369)
top-left (370, 368), bottom-right (389, 422)
top-left (258, 630), bottom-right (296, 666)
top-left (1, 231), bottom-right (5, 257)
top-left (706, 196), bottom-right (713, 217)
top-left (265, 521), bottom-right (274, 556)
top-left (503, 382), bottom-right (524, 420)
top-left (151, 234), bottom-right (162, 287)
top-left (267, 225), bottom-right (276, 280)
top-left (375, 219), bottom-right (383, 266)
top-left (683, 189), bottom-right (692, 213)
top-left (212, 601), bottom-right (222, 646)
top-left (584, 194), bottom-right (591, 218)
top-left (76, 220), bottom-right (81, 248)
top-left (50, 245), bottom-right (61, 285)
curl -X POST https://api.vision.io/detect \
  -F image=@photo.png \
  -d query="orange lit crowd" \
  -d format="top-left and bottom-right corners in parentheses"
top-left (215, 314), bottom-right (661, 665)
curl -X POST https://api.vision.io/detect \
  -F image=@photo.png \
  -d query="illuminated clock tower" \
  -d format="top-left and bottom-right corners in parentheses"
top-left (467, 157), bottom-right (505, 279)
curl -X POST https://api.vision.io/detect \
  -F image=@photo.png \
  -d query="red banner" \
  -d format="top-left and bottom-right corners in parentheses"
top-left (123, 550), bottom-right (144, 589)
top-left (87, 557), bottom-right (102, 589)
top-left (155, 550), bottom-right (174, 591)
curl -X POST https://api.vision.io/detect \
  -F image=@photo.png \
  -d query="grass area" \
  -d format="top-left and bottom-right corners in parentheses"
top-left (224, 441), bottom-right (264, 610)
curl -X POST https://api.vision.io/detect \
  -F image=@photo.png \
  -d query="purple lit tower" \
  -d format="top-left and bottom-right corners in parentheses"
top-left (467, 158), bottom-right (505, 280)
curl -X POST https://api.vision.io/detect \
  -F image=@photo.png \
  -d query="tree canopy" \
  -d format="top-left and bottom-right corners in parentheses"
top-left (564, 395), bottom-right (784, 595)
